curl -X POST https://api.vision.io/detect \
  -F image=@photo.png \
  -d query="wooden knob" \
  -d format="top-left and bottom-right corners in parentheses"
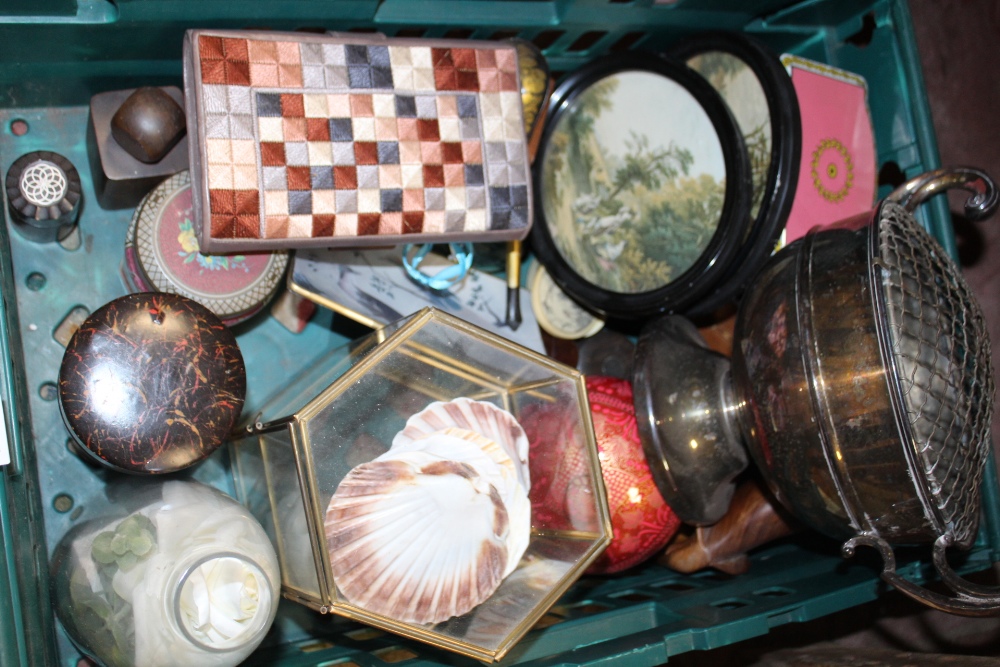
top-left (111, 87), bottom-right (187, 163)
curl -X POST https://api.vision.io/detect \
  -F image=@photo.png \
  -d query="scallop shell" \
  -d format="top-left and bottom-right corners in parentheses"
top-left (389, 427), bottom-right (516, 496)
top-left (499, 484), bottom-right (530, 577)
top-left (418, 426), bottom-right (516, 477)
top-left (393, 398), bottom-right (530, 491)
top-left (392, 427), bottom-right (531, 576)
top-left (325, 450), bottom-right (509, 625)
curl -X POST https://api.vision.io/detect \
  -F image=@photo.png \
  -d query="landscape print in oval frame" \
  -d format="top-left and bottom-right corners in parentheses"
top-left (686, 51), bottom-right (771, 221)
top-left (540, 69), bottom-right (727, 295)
top-left (665, 32), bottom-right (801, 318)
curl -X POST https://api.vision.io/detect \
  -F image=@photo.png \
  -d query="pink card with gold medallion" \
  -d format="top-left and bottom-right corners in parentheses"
top-left (780, 55), bottom-right (877, 244)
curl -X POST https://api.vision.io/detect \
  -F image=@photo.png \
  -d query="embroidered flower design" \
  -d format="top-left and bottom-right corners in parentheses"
top-left (177, 219), bottom-right (248, 273)
top-left (178, 221), bottom-right (200, 254)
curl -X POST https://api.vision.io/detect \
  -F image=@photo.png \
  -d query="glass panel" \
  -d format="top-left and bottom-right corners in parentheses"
top-left (433, 538), bottom-right (592, 652)
top-left (261, 431), bottom-right (322, 600)
top-left (230, 438), bottom-right (279, 552)
top-left (402, 316), bottom-right (555, 392)
top-left (513, 378), bottom-right (605, 537)
top-left (255, 330), bottom-right (382, 426)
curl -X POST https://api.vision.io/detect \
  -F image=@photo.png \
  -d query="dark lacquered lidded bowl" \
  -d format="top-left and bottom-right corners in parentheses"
top-left (59, 292), bottom-right (246, 474)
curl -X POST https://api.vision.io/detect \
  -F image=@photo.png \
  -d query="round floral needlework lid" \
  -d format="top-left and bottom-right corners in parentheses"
top-left (127, 171), bottom-right (289, 322)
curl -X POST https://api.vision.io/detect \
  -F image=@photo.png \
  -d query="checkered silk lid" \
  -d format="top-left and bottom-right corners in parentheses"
top-left (184, 30), bottom-right (533, 253)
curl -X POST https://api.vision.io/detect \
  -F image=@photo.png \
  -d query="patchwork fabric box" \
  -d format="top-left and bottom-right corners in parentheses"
top-left (182, 30), bottom-right (533, 253)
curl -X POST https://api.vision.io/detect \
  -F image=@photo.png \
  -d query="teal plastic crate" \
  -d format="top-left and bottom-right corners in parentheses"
top-left (2, 1), bottom-right (998, 666)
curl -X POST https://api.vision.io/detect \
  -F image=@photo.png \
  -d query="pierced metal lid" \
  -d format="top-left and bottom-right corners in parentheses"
top-left (875, 170), bottom-right (997, 548)
top-left (5, 150), bottom-right (82, 228)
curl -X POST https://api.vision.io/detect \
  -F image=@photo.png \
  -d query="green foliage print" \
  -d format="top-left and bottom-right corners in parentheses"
top-left (541, 74), bottom-right (725, 293)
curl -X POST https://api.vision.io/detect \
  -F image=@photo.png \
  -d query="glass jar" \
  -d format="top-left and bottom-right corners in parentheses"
top-left (50, 480), bottom-right (280, 667)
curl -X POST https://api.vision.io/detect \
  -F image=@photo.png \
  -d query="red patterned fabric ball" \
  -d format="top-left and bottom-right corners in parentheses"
top-left (585, 375), bottom-right (681, 574)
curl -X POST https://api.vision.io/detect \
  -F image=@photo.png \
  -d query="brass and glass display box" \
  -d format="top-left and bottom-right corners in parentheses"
top-left (230, 307), bottom-right (612, 661)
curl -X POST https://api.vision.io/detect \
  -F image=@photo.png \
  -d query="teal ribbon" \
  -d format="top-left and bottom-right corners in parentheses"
top-left (401, 243), bottom-right (474, 292)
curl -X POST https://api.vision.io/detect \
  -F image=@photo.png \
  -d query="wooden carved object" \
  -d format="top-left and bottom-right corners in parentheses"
top-left (661, 478), bottom-right (797, 575)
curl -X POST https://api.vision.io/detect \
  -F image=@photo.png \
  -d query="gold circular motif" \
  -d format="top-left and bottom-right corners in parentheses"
top-left (811, 137), bottom-right (854, 203)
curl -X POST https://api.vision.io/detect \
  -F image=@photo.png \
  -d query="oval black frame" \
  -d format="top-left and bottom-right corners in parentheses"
top-left (666, 32), bottom-right (802, 317)
top-left (530, 51), bottom-right (753, 321)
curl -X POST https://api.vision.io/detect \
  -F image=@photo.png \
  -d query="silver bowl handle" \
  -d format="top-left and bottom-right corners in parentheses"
top-left (886, 166), bottom-right (999, 221)
top-left (843, 534), bottom-right (1000, 616)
